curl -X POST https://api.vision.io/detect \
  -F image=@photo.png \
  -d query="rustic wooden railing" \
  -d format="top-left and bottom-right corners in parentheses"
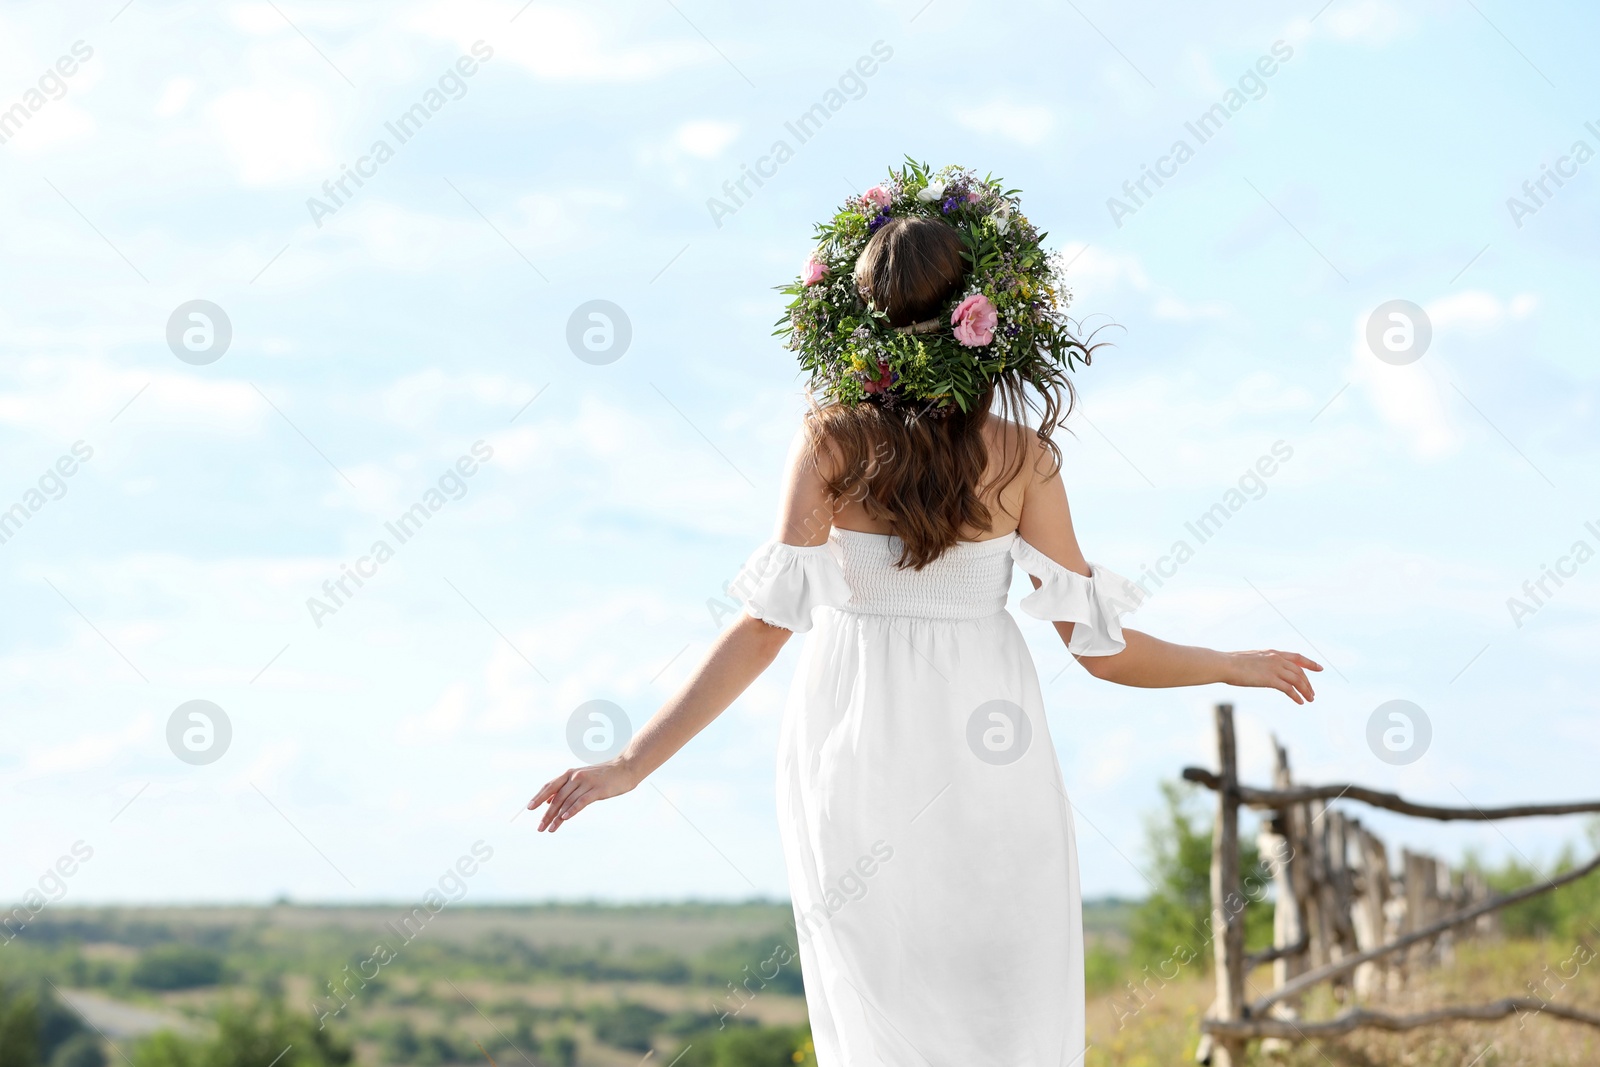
top-left (1185, 703), bottom-right (1600, 1066)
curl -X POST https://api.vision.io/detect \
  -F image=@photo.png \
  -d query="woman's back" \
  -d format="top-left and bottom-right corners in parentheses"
top-left (824, 416), bottom-right (1035, 546)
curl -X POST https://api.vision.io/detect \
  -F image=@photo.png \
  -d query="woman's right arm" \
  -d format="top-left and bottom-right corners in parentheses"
top-left (1015, 436), bottom-right (1321, 704)
top-left (529, 428), bottom-right (837, 831)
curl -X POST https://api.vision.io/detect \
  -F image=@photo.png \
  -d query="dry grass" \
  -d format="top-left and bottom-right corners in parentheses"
top-left (1087, 940), bottom-right (1600, 1066)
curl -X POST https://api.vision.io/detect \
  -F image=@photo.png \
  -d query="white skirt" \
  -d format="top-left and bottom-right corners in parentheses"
top-left (777, 607), bottom-right (1086, 1066)
top-left (738, 529), bottom-right (1142, 1066)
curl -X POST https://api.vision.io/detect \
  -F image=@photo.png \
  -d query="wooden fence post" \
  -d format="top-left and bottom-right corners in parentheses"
top-left (1305, 797), bottom-right (1331, 970)
top-left (1209, 703), bottom-right (1248, 1067)
top-left (1327, 810), bottom-right (1360, 980)
top-left (1257, 738), bottom-right (1307, 1053)
top-left (1350, 825), bottom-right (1391, 997)
top-left (1268, 739), bottom-right (1307, 992)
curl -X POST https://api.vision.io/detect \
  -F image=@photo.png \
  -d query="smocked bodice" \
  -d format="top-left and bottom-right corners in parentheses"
top-left (736, 529), bottom-right (1146, 655)
top-left (830, 528), bottom-right (1016, 620)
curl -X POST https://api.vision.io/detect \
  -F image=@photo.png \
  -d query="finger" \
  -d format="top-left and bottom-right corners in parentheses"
top-left (555, 789), bottom-right (595, 827)
top-left (555, 783), bottom-right (593, 823)
top-left (552, 791), bottom-right (597, 833)
top-left (1282, 663), bottom-right (1313, 702)
top-left (540, 783), bottom-right (581, 831)
top-left (1286, 652), bottom-right (1324, 672)
top-left (529, 770), bottom-right (573, 810)
top-left (539, 776), bottom-right (586, 831)
top-left (1275, 669), bottom-right (1305, 705)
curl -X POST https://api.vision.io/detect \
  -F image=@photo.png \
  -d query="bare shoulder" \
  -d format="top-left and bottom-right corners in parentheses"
top-left (984, 417), bottom-right (1058, 487)
top-left (795, 416), bottom-right (835, 477)
top-left (776, 419), bottom-right (836, 546)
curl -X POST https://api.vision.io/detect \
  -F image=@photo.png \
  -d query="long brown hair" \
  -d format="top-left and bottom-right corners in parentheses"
top-left (805, 216), bottom-right (1101, 569)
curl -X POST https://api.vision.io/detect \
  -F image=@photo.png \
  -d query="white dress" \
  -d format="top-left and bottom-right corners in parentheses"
top-left (736, 528), bottom-right (1144, 1067)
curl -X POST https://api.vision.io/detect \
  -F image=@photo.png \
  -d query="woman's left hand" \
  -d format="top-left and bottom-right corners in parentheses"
top-left (1223, 649), bottom-right (1323, 704)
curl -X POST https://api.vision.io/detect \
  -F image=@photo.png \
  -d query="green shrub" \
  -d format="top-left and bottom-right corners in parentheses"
top-left (0, 980), bottom-right (94, 1067)
top-left (129, 946), bottom-right (225, 991)
top-left (1127, 781), bottom-right (1272, 974)
top-left (670, 1026), bottom-right (812, 1067)
top-left (130, 1000), bottom-right (352, 1067)
top-left (48, 1034), bottom-right (107, 1067)
top-left (540, 1032), bottom-right (577, 1067)
top-left (1472, 821), bottom-right (1600, 943)
top-left (589, 1001), bottom-right (666, 1051)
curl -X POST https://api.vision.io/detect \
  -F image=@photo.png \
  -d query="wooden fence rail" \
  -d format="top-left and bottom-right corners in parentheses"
top-left (1185, 703), bottom-right (1600, 1066)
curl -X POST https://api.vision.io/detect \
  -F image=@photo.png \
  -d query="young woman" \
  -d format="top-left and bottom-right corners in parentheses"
top-left (530, 165), bottom-right (1320, 1066)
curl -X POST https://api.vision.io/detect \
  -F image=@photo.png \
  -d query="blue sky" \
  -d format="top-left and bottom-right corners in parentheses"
top-left (2, 0), bottom-right (1597, 906)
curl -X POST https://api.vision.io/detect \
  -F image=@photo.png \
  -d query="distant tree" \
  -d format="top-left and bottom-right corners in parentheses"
top-left (0, 986), bottom-right (41, 1067)
top-left (541, 1031), bottom-right (577, 1067)
top-left (1128, 781), bottom-right (1272, 972)
top-left (129, 946), bottom-right (225, 991)
top-left (1472, 818), bottom-right (1600, 943)
top-left (381, 1021), bottom-right (422, 1064)
top-left (129, 1032), bottom-right (195, 1067)
top-left (48, 1035), bottom-right (107, 1067)
top-left (0, 980), bottom-right (95, 1067)
top-left (694, 937), bottom-right (804, 997)
top-left (590, 1001), bottom-right (666, 1052)
top-left (670, 1026), bottom-right (813, 1067)
top-left (130, 1000), bottom-right (351, 1067)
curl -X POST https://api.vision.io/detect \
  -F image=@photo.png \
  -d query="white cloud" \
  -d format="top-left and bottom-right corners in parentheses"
top-left (1321, 0), bottom-right (1414, 46)
top-left (1342, 291), bottom-right (1539, 458)
top-left (155, 78), bottom-right (196, 118)
top-left (1349, 322), bottom-right (1456, 459)
top-left (207, 86), bottom-right (337, 185)
top-left (14, 714), bottom-right (153, 778)
top-left (400, 682), bottom-right (471, 742)
top-left (1057, 241), bottom-right (1150, 295)
top-left (1153, 295), bottom-right (1230, 321)
top-left (405, 2), bottom-right (707, 82)
top-left (0, 357), bottom-right (263, 440)
top-left (2, 101), bottom-right (96, 155)
top-left (953, 98), bottom-right (1055, 146)
top-left (674, 119), bottom-right (739, 159)
top-left (1425, 290), bottom-right (1537, 332)
top-left (379, 370), bottom-right (524, 426)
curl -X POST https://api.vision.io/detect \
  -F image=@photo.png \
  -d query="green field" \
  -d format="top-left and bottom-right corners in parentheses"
top-left (0, 899), bottom-right (1131, 1067)
top-left (3, 794), bottom-right (1595, 1066)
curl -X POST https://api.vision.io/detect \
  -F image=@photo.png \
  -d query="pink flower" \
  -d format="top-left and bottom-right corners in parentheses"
top-left (863, 185), bottom-right (893, 209)
top-left (966, 190), bottom-right (981, 202)
top-left (801, 255), bottom-right (827, 286)
top-left (862, 361), bottom-right (893, 393)
top-left (951, 293), bottom-right (998, 347)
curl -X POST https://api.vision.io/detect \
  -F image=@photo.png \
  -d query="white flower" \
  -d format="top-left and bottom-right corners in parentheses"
top-left (994, 201), bottom-right (1012, 234)
top-left (915, 180), bottom-right (947, 203)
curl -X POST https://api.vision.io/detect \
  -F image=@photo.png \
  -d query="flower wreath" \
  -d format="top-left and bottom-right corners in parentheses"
top-left (776, 158), bottom-right (1092, 418)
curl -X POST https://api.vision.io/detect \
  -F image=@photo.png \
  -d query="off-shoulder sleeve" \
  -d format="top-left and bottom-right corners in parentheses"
top-left (1010, 536), bottom-right (1145, 656)
top-left (734, 540), bottom-right (851, 633)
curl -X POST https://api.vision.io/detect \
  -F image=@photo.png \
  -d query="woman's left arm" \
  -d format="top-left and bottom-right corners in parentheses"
top-left (1068, 627), bottom-right (1320, 704)
top-left (1016, 437), bottom-right (1321, 704)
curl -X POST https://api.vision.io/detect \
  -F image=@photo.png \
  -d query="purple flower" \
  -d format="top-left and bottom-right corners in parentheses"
top-left (867, 209), bottom-right (892, 233)
top-left (941, 196), bottom-right (962, 214)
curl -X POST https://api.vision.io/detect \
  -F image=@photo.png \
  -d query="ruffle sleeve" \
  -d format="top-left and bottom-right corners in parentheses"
top-left (1010, 536), bottom-right (1145, 656)
top-left (734, 540), bottom-right (851, 633)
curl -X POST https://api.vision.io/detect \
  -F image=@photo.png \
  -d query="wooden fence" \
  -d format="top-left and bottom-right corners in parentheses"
top-left (1184, 703), bottom-right (1600, 1065)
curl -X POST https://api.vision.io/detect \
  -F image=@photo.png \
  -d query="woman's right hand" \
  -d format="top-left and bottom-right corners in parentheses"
top-left (1223, 649), bottom-right (1322, 705)
top-left (528, 759), bottom-right (639, 832)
